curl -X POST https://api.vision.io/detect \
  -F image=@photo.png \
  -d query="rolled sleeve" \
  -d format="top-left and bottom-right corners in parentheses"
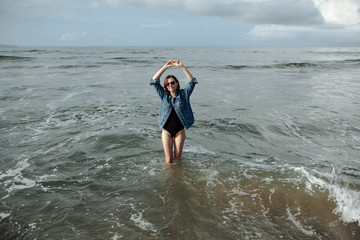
top-left (190, 77), bottom-right (198, 85)
top-left (150, 78), bottom-right (160, 86)
top-left (150, 78), bottom-right (164, 99)
top-left (183, 77), bottom-right (198, 97)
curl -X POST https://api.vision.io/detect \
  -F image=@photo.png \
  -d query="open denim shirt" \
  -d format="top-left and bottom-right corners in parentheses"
top-left (150, 77), bottom-right (198, 129)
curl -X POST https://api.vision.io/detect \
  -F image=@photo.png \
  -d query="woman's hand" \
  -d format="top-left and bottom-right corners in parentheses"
top-left (153, 60), bottom-right (173, 80)
top-left (169, 60), bottom-right (193, 80)
top-left (164, 60), bottom-right (174, 69)
top-left (163, 59), bottom-right (182, 69)
top-left (153, 60), bottom-right (192, 81)
top-left (168, 60), bottom-right (184, 68)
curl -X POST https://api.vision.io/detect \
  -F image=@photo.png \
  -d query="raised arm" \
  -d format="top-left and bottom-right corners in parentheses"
top-left (172, 60), bottom-right (193, 80)
top-left (152, 60), bottom-right (173, 80)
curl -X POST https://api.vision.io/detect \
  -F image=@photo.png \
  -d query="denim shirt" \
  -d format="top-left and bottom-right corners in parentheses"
top-left (150, 77), bottom-right (198, 129)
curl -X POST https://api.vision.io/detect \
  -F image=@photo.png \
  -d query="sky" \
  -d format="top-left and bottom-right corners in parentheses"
top-left (0, 0), bottom-right (359, 46)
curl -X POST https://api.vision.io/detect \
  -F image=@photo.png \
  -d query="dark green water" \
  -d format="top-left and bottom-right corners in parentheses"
top-left (1, 47), bottom-right (360, 239)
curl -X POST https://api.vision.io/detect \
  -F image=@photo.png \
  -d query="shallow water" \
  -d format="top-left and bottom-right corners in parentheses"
top-left (1, 46), bottom-right (360, 239)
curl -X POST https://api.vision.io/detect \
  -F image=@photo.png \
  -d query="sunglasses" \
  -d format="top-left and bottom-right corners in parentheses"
top-left (166, 81), bottom-right (176, 86)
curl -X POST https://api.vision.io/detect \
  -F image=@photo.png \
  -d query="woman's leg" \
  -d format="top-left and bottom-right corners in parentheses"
top-left (174, 129), bottom-right (186, 160)
top-left (162, 129), bottom-right (174, 163)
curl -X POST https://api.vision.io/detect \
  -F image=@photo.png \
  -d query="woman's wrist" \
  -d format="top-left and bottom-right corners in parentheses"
top-left (163, 65), bottom-right (170, 71)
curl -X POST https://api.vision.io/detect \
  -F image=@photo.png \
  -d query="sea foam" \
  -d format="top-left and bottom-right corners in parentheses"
top-left (295, 167), bottom-right (360, 226)
top-left (0, 158), bottom-right (36, 199)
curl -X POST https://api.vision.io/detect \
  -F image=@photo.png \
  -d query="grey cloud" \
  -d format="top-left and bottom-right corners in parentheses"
top-left (105, 0), bottom-right (324, 26)
top-left (226, 1), bottom-right (324, 25)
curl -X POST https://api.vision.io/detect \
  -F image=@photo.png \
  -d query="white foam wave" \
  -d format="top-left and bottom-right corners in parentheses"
top-left (0, 158), bottom-right (29, 180)
top-left (295, 167), bottom-right (360, 226)
top-left (130, 211), bottom-right (157, 233)
top-left (0, 158), bottom-right (37, 199)
top-left (331, 186), bottom-right (360, 225)
top-left (183, 145), bottom-right (215, 155)
top-left (111, 233), bottom-right (123, 240)
top-left (126, 199), bottom-right (157, 234)
top-left (286, 206), bottom-right (315, 236)
top-left (0, 212), bottom-right (10, 219)
top-left (283, 114), bottom-right (313, 144)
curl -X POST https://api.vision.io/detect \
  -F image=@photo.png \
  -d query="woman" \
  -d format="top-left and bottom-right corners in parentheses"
top-left (150, 60), bottom-right (198, 163)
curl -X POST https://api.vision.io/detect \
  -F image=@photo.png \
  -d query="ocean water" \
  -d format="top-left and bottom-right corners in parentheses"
top-left (0, 46), bottom-right (360, 239)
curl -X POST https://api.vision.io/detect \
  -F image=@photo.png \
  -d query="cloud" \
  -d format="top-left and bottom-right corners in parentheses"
top-left (313, 0), bottom-right (360, 25)
top-left (102, 0), bottom-right (360, 46)
top-left (246, 23), bottom-right (360, 46)
top-left (103, 0), bottom-right (323, 26)
top-left (0, 0), bottom-right (82, 19)
top-left (7, 0), bottom-right (356, 29)
top-left (247, 25), bottom-right (301, 40)
top-left (1, 0), bottom-right (359, 46)
top-left (60, 32), bottom-right (86, 41)
top-left (103, 0), bottom-right (360, 28)
top-left (246, 24), bottom-right (322, 43)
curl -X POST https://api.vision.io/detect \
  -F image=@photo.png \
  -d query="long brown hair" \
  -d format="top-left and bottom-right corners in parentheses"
top-left (164, 75), bottom-right (180, 95)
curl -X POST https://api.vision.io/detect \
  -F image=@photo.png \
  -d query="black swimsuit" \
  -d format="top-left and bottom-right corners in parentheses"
top-left (163, 109), bottom-right (184, 138)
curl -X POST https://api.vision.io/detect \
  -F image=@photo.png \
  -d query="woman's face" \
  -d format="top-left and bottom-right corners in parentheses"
top-left (166, 78), bottom-right (178, 93)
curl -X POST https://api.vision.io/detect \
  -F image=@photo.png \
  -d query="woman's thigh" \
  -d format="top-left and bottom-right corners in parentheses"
top-left (162, 129), bottom-right (174, 163)
top-left (174, 129), bottom-right (186, 159)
